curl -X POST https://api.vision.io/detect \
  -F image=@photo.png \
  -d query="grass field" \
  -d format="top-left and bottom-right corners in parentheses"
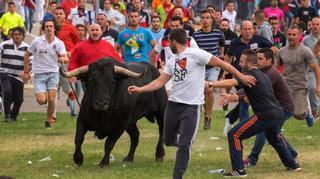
top-left (0, 111), bottom-right (319, 179)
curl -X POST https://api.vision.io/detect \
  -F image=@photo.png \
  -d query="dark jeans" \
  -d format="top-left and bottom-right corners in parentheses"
top-left (0, 73), bottom-right (24, 119)
top-left (248, 111), bottom-right (298, 165)
top-left (227, 114), bottom-right (297, 170)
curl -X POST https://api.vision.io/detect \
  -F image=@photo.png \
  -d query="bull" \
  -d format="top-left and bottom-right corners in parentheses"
top-left (66, 58), bottom-right (167, 167)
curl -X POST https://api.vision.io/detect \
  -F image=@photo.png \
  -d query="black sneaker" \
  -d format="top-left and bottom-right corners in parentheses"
top-left (286, 163), bottom-right (302, 172)
top-left (223, 170), bottom-right (247, 177)
top-left (45, 121), bottom-right (52, 129)
top-left (203, 117), bottom-right (211, 130)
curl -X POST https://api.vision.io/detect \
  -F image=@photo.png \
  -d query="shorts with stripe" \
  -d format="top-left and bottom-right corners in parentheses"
top-left (227, 115), bottom-right (297, 170)
top-left (164, 101), bottom-right (201, 179)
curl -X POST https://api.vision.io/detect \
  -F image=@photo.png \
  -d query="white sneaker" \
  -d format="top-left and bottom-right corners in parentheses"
top-left (223, 118), bottom-right (233, 136)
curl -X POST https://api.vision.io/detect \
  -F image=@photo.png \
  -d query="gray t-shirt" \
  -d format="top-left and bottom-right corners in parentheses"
top-left (163, 48), bottom-right (212, 105)
top-left (276, 44), bottom-right (317, 89)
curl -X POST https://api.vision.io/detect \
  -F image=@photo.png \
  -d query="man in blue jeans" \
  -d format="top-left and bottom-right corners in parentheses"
top-left (213, 49), bottom-right (301, 177)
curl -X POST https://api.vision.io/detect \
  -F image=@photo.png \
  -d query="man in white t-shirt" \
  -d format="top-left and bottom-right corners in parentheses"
top-left (222, 0), bottom-right (237, 31)
top-left (21, 20), bottom-right (68, 129)
top-left (128, 28), bottom-right (256, 179)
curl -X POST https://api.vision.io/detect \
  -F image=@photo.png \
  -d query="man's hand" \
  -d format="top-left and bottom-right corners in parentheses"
top-left (58, 55), bottom-right (69, 64)
top-left (240, 75), bottom-right (256, 87)
top-left (19, 71), bottom-right (30, 83)
top-left (218, 93), bottom-right (239, 107)
top-left (316, 85), bottom-right (320, 97)
top-left (128, 86), bottom-right (143, 95)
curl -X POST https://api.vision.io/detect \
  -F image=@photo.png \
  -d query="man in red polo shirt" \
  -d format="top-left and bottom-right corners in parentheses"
top-left (68, 23), bottom-right (123, 71)
top-left (54, 6), bottom-right (80, 116)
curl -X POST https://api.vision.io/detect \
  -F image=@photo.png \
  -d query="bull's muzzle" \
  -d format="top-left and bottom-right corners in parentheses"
top-left (93, 100), bottom-right (110, 111)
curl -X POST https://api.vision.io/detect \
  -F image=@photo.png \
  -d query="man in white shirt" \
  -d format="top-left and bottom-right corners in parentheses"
top-left (128, 28), bottom-right (256, 179)
top-left (222, 0), bottom-right (237, 31)
top-left (21, 20), bottom-right (69, 129)
top-left (103, 0), bottom-right (125, 31)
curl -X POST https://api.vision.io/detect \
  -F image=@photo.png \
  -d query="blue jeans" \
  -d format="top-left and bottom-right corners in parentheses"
top-left (248, 111), bottom-right (298, 165)
top-left (24, 7), bottom-right (34, 33)
top-left (308, 71), bottom-right (317, 113)
top-left (239, 101), bottom-right (249, 121)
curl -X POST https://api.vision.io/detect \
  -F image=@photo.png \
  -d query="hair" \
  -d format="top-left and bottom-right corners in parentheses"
top-left (241, 49), bottom-right (258, 65)
top-left (169, 28), bottom-right (187, 45)
top-left (290, 23), bottom-right (303, 32)
top-left (295, 21), bottom-right (306, 32)
top-left (225, 0), bottom-right (234, 6)
top-left (257, 48), bottom-right (275, 64)
top-left (254, 10), bottom-right (265, 22)
top-left (50, 1), bottom-right (57, 5)
top-left (240, 20), bottom-right (253, 29)
top-left (170, 16), bottom-right (183, 25)
top-left (268, 16), bottom-right (278, 22)
top-left (207, 5), bottom-right (215, 10)
top-left (76, 24), bottom-right (86, 30)
top-left (113, 3), bottom-right (120, 8)
top-left (221, 18), bottom-right (229, 23)
top-left (200, 9), bottom-right (212, 16)
top-left (215, 9), bottom-right (222, 14)
top-left (8, 2), bottom-right (15, 6)
top-left (41, 19), bottom-right (56, 31)
top-left (54, 6), bottom-right (66, 14)
top-left (9, 26), bottom-right (26, 39)
top-left (151, 15), bottom-right (161, 21)
top-left (128, 8), bottom-right (140, 16)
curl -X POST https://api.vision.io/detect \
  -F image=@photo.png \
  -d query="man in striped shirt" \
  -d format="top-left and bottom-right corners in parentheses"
top-left (193, 9), bottom-right (225, 130)
top-left (0, 27), bottom-right (28, 122)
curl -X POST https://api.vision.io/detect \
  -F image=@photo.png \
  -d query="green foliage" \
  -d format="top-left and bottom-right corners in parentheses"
top-left (0, 112), bottom-right (319, 179)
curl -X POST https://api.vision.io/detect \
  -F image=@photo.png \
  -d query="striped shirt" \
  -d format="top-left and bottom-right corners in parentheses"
top-left (0, 39), bottom-right (29, 82)
top-left (193, 29), bottom-right (225, 57)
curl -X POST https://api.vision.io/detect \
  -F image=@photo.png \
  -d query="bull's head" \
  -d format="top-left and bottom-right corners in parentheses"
top-left (66, 59), bottom-right (142, 111)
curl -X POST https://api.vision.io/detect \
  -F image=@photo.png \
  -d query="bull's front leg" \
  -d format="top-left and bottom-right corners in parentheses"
top-left (155, 112), bottom-right (165, 162)
top-left (123, 123), bottom-right (140, 162)
top-left (73, 120), bottom-right (88, 166)
top-left (99, 129), bottom-right (124, 168)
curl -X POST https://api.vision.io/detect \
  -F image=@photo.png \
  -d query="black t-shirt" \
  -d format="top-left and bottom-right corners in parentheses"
top-left (223, 29), bottom-right (238, 56)
top-left (236, 68), bottom-right (283, 120)
top-left (273, 31), bottom-right (286, 49)
top-left (295, 6), bottom-right (318, 26)
top-left (101, 27), bottom-right (119, 45)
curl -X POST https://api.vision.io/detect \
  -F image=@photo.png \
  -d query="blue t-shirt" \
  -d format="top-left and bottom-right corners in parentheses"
top-left (117, 27), bottom-right (154, 63)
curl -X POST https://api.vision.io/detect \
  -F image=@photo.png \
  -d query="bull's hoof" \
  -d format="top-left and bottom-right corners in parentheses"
top-left (156, 156), bottom-right (164, 162)
top-left (122, 157), bottom-right (134, 163)
top-left (73, 152), bottom-right (84, 166)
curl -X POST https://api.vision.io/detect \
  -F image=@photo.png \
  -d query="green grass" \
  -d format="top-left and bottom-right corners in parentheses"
top-left (0, 112), bottom-right (319, 179)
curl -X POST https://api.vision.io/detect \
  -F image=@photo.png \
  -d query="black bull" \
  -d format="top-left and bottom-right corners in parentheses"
top-left (72, 58), bottom-right (167, 167)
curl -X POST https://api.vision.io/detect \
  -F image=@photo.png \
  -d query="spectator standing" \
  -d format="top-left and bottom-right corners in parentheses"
top-left (24, 0), bottom-right (36, 33)
top-left (302, 17), bottom-right (320, 119)
top-left (22, 20), bottom-right (68, 128)
top-left (0, 27), bottom-right (28, 122)
top-left (13, 0), bottom-right (25, 21)
top-left (68, 0), bottom-right (88, 26)
top-left (0, 0), bottom-right (6, 19)
top-left (219, 18), bottom-right (238, 56)
top-left (35, 0), bottom-right (45, 22)
top-left (269, 16), bottom-right (286, 49)
top-left (132, 0), bottom-right (150, 28)
top-left (95, 12), bottom-right (118, 46)
top-left (148, 15), bottom-right (165, 43)
top-left (193, 9), bottom-right (225, 129)
top-left (116, 9), bottom-right (156, 63)
top-left (163, 0), bottom-right (190, 28)
top-left (0, 2), bottom-right (25, 41)
top-left (61, 0), bottom-right (78, 19)
top-left (294, 0), bottom-right (318, 27)
top-left (263, 0), bottom-right (285, 32)
top-left (76, 24), bottom-right (87, 40)
top-left (222, 0), bottom-right (237, 31)
top-left (156, 0), bottom-right (174, 28)
top-left (103, 0), bottom-right (126, 31)
top-left (254, 10), bottom-right (274, 43)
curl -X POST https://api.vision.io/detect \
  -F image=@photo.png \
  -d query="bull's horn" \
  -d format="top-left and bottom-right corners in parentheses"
top-left (114, 65), bottom-right (142, 78)
top-left (65, 65), bottom-right (89, 77)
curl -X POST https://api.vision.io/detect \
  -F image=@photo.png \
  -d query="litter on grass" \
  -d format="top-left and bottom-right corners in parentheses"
top-left (39, 156), bottom-right (51, 162)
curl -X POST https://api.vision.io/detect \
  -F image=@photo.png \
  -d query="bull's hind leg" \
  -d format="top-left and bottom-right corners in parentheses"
top-left (73, 121), bottom-right (88, 166)
top-left (123, 123), bottom-right (140, 162)
top-left (155, 112), bottom-right (165, 162)
top-left (99, 129), bottom-right (124, 168)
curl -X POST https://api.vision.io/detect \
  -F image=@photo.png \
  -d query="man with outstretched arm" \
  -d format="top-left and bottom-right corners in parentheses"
top-left (127, 28), bottom-right (255, 179)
